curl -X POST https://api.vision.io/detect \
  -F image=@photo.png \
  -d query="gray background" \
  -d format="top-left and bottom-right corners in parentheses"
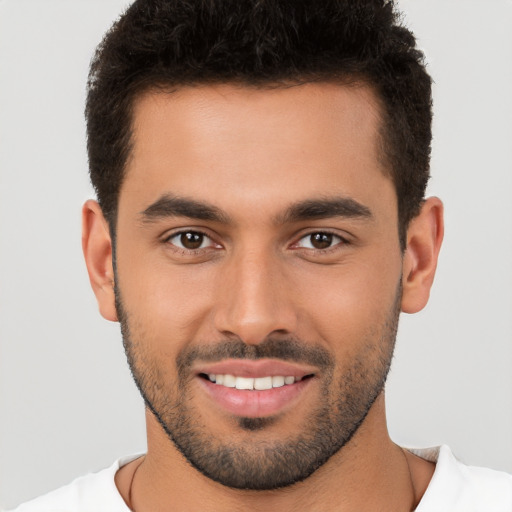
top-left (1, 0), bottom-right (511, 508)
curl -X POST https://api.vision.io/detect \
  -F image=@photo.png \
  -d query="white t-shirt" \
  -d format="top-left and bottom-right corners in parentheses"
top-left (8, 446), bottom-right (512, 511)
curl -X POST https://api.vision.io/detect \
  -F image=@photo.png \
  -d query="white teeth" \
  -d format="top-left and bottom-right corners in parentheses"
top-left (272, 376), bottom-right (285, 388)
top-left (223, 374), bottom-right (236, 387)
top-left (235, 377), bottom-right (254, 390)
top-left (207, 374), bottom-right (301, 389)
top-left (254, 376), bottom-right (273, 390)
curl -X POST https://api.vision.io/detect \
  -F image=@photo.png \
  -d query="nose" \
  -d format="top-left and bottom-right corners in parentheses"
top-left (213, 249), bottom-right (298, 344)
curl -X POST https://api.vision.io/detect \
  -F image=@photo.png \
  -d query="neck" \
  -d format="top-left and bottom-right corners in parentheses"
top-left (117, 394), bottom-right (434, 512)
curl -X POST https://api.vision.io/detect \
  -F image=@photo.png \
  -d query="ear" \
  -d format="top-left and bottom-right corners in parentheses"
top-left (401, 197), bottom-right (444, 314)
top-left (82, 200), bottom-right (118, 322)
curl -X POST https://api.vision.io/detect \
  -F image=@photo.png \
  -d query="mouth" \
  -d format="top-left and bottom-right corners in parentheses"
top-left (199, 373), bottom-right (312, 390)
top-left (195, 359), bottom-right (317, 418)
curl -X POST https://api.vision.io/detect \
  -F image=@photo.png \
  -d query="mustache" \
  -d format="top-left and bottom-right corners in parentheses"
top-left (177, 337), bottom-right (334, 374)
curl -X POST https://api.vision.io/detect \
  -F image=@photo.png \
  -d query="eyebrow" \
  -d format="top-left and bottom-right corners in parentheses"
top-left (275, 197), bottom-right (373, 224)
top-left (139, 195), bottom-right (231, 224)
top-left (139, 194), bottom-right (373, 225)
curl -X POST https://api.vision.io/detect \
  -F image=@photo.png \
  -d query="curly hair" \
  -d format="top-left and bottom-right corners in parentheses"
top-left (86, 0), bottom-right (432, 246)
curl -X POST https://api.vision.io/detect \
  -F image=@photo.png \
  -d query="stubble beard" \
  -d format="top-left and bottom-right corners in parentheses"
top-left (115, 283), bottom-right (401, 491)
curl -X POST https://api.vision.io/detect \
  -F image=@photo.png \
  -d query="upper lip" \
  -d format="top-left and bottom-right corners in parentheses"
top-left (194, 358), bottom-right (317, 379)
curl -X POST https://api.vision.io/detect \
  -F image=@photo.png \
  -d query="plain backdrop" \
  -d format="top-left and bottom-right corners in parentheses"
top-left (1, 0), bottom-right (511, 508)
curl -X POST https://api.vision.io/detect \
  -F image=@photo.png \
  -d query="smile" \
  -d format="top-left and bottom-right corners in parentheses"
top-left (194, 359), bottom-right (317, 418)
top-left (205, 374), bottom-right (306, 390)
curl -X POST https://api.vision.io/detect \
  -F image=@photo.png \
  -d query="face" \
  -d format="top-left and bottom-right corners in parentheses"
top-left (113, 83), bottom-right (404, 489)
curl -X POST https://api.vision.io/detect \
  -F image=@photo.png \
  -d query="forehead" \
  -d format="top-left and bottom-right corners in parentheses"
top-left (121, 82), bottom-right (393, 220)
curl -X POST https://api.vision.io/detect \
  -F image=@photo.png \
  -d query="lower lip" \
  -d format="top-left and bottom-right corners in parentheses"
top-left (198, 377), bottom-right (313, 418)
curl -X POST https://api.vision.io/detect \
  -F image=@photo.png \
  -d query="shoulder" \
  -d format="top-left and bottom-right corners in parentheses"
top-left (412, 445), bottom-right (512, 512)
top-left (7, 455), bottom-right (142, 512)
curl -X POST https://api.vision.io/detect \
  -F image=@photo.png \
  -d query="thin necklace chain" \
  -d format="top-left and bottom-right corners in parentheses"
top-left (127, 456), bottom-right (144, 512)
top-left (401, 447), bottom-right (418, 511)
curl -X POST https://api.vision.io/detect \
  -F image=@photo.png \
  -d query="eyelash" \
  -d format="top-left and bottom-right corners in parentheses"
top-left (292, 231), bottom-right (349, 253)
top-left (163, 229), bottom-right (349, 255)
top-left (163, 229), bottom-right (220, 255)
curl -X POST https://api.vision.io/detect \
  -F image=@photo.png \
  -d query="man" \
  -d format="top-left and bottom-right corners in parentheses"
top-left (10, 0), bottom-right (512, 510)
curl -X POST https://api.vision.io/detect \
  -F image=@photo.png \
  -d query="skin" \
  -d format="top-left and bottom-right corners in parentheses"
top-left (83, 82), bottom-right (443, 511)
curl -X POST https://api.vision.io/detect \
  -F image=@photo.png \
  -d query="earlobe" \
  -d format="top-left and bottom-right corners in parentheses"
top-left (401, 197), bottom-right (444, 314)
top-left (82, 200), bottom-right (118, 322)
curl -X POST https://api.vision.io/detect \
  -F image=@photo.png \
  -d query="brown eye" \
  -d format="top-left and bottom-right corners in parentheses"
top-left (167, 231), bottom-right (212, 250)
top-left (310, 233), bottom-right (333, 249)
top-left (181, 232), bottom-right (204, 249)
top-left (296, 232), bottom-right (343, 250)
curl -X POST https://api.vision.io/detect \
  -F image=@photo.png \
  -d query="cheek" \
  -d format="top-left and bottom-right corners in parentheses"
top-left (120, 257), bottom-right (223, 348)
top-left (294, 256), bottom-right (402, 347)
